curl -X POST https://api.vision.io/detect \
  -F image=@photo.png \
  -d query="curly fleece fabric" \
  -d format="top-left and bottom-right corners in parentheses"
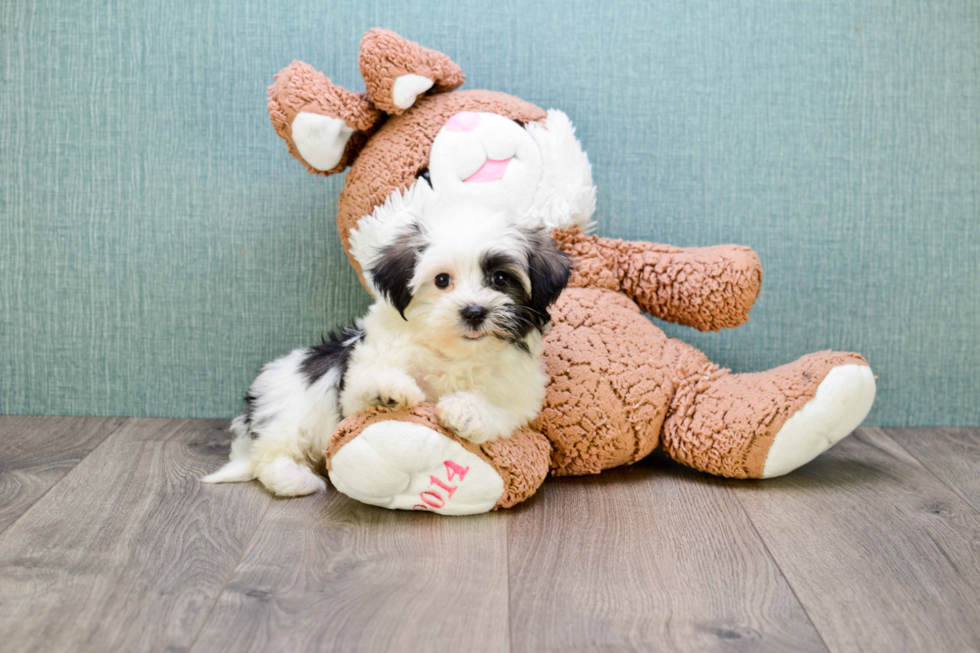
top-left (268, 29), bottom-right (871, 491)
top-left (328, 403), bottom-right (552, 509)
top-left (267, 61), bottom-right (384, 177)
top-left (359, 28), bottom-right (466, 115)
top-left (334, 90), bottom-right (545, 285)
top-left (555, 229), bottom-right (763, 332)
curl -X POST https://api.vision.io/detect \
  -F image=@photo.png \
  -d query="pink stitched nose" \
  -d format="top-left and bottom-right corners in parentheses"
top-left (444, 111), bottom-right (481, 132)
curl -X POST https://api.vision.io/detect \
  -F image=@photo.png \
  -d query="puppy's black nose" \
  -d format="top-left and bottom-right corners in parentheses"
top-left (461, 305), bottom-right (488, 326)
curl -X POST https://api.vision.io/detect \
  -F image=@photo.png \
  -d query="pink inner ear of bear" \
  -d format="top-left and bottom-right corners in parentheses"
top-left (445, 111), bottom-right (481, 132)
top-left (464, 158), bottom-right (511, 183)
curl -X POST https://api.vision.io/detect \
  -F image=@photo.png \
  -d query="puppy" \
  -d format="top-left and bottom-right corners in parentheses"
top-left (203, 201), bottom-right (572, 496)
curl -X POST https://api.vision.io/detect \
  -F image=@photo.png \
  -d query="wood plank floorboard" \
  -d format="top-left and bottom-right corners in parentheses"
top-left (0, 416), bottom-right (126, 535)
top-left (190, 490), bottom-right (510, 653)
top-left (2, 418), bottom-right (979, 653)
top-left (0, 418), bottom-right (271, 653)
top-left (507, 454), bottom-right (827, 653)
top-left (885, 428), bottom-right (980, 515)
top-left (730, 427), bottom-right (980, 653)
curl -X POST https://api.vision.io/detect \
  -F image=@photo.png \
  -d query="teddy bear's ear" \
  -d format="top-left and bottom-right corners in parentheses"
top-left (268, 61), bottom-right (385, 176)
top-left (359, 28), bottom-right (465, 115)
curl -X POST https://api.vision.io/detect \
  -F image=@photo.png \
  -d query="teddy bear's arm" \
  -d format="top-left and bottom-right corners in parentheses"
top-left (554, 229), bottom-right (762, 331)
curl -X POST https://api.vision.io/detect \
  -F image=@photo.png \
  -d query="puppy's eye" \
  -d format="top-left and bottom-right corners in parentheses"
top-left (435, 273), bottom-right (451, 289)
top-left (492, 271), bottom-right (510, 287)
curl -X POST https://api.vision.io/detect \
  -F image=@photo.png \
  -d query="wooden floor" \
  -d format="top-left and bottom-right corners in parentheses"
top-left (0, 418), bottom-right (978, 652)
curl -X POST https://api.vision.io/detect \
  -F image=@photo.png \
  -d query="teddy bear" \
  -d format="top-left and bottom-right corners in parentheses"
top-left (265, 29), bottom-right (877, 515)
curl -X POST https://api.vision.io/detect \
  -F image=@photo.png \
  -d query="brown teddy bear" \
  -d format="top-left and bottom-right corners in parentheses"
top-left (266, 29), bottom-right (877, 515)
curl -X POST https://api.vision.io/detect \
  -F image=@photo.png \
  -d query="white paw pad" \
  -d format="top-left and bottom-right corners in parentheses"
top-left (762, 364), bottom-right (877, 478)
top-left (290, 111), bottom-right (355, 171)
top-left (328, 420), bottom-right (504, 515)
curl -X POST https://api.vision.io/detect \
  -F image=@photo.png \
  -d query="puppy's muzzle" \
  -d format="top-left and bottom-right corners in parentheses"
top-left (461, 305), bottom-right (488, 328)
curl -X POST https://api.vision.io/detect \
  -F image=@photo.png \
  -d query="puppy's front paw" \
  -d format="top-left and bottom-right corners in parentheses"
top-left (437, 393), bottom-right (501, 444)
top-left (343, 370), bottom-right (425, 415)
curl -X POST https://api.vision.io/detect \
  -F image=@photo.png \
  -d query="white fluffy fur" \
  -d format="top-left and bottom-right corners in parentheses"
top-left (523, 109), bottom-right (596, 232)
top-left (201, 348), bottom-right (339, 495)
top-left (348, 179), bottom-right (435, 287)
top-left (341, 301), bottom-right (546, 444)
top-left (348, 109), bottom-right (595, 277)
top-left (205, 205), bottom-right (552, 496)
top-left (348, 204), bottom-right (550, 443)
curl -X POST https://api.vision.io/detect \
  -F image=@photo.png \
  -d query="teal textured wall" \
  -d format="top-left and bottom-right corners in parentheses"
top-left (1, 0), bottom-right (978, 424)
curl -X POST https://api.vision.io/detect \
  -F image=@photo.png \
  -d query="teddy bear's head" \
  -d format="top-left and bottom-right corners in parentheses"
top-left (268, 29), bottom-right (597, 292)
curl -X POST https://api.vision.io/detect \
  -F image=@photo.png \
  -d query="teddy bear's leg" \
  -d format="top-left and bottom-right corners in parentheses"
top-left (324, 404), bottom-right (552, 515)
top-left (661, 349), bottom-right (876, 479)
top-left (267, 61), bottom-right (384, 175)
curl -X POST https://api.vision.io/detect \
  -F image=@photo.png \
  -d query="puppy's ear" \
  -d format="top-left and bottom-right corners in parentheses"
top-left (523, 228), bottom-right (573, 327)
top-left (367, 225), bottom-right (426, 320)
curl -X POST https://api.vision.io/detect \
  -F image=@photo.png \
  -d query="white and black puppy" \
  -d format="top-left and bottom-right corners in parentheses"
top-left (203, 201), bottom-right (571, 496)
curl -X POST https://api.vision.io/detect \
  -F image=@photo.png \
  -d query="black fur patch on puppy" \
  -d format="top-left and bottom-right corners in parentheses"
top-left (241, 323), bottom-right (365, 440)
top-left (522, 228), bottom-right (573, 325)
top-left (243, 390), bottom-right (258, 437)
top-left (482, 229), bottom-right (572, 349)
top-left (300, 322), bottom-right (366, 391)
top-left (481, 251), bottom-right (527, 296)
top-left (368, 224), bottom-right (427, 320)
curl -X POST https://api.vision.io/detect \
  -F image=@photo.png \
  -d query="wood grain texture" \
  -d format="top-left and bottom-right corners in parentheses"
top-left (3, 419), bottom-right (979, 652)
top-left (886, 428), bottom-right (980, 514)
top-left (191, 491), bottom-right (509, 653)
top-left (732, 427), bottom-right (980, 653)
top-left (507, 453), bottom-right (827, 653)
top-left (0, 418), bottom-right (271, 653)
top-left (0, 416), bottom-right (126, 535)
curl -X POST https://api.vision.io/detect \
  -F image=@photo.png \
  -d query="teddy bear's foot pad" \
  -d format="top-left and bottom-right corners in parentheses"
top-left (328, 420), bottom-right (505, 515)
top-left (762, 364), bottom-right (876, 478)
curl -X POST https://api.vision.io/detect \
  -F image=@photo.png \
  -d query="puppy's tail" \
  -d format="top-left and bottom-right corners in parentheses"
top-left (202, 416), bottom-right (257, 484)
